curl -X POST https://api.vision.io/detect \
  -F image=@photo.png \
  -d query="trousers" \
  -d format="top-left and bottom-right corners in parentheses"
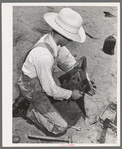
top-left (17, 56), bottom-right (87, 135)
top-left (17, 72), bottom-right (68, 135)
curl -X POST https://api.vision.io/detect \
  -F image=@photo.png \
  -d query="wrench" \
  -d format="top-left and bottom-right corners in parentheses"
top-left (69, 125), bottom-right (81, 131)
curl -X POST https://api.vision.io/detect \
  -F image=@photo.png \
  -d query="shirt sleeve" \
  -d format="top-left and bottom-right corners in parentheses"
top-left (57, 46), bottom-right (77, 72)
top-left (34, 50), bottom-right (72, 101)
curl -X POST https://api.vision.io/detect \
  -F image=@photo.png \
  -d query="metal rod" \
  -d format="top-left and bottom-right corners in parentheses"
top-left (28, 134), bottom-right (71, 143)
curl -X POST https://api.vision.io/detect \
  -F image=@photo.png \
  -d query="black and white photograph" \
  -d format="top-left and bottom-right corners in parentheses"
top-left (2, 2), bottom-right (120, 147)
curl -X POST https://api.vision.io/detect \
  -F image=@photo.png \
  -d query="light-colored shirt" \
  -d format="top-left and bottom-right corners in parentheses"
top-left (22, 34), bottom-right (76, 100)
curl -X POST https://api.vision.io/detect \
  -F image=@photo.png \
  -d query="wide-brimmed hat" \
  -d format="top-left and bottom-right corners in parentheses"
top-left (43, 8), bottom-right (86, 43)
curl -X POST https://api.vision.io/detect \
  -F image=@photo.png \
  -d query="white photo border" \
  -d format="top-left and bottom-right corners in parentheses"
top-left (2, 2), bottom-right (120, 147)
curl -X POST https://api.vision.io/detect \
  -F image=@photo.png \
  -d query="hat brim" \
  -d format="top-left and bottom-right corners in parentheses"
top-left (44, 13), bottom-right (86, 43)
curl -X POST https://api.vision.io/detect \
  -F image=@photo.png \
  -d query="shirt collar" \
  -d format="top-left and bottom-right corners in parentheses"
top-left (44, 34), bottom-right (59, 58)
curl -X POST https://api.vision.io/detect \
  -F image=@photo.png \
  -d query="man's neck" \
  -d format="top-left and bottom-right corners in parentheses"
top-left (51, 32), bottom-right (60, 46)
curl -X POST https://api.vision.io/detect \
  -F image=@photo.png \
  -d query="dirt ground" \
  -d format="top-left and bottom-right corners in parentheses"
top-left (13, 6), bottom-right (118, 145)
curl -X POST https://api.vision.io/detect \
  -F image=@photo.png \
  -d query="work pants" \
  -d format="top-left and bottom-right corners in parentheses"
top-left (18, 72), bottom-right (68, 135)
top-left (17, 57), bottom-right (87, 135)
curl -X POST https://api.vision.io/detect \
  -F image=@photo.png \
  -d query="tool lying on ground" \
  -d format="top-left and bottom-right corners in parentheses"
top-left (28, 134), bottom-right (73, 143)
top-left (97, 101), bottom-right (117, 143)
top-left (68, 125), bottom-right (81, 131)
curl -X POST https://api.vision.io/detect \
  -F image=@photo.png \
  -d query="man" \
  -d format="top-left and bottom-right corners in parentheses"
top-left (16, 8), bottom-right (92, 135)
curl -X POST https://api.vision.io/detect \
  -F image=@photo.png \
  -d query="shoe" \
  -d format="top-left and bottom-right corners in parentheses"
top-left (13, 94), bottom-right (30, 118)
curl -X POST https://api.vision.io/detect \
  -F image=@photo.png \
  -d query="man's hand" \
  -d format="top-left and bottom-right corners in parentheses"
top-left (71, 90), bottom-right (83, 100)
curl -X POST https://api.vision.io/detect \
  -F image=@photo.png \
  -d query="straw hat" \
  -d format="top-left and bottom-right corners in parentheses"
top-left (43, 8), bottom-right (86, 43)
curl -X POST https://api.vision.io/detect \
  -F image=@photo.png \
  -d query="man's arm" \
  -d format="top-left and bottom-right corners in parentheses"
top-left (34, 53), bottom-right (72, 101)
top-left (57, 46), bottom-right (77, 72)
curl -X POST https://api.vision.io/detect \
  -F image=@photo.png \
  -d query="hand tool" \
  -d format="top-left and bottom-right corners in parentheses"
top-left (71, 126), bottom-right (81, 131)
top-left (68, 125), bottom-right (81, 131)
top-left (99, 101), bottom-right (117, 132)
top-left (28, 134), bottom-right (73, 143)
top-left (97, 102), bottom-right (117, 143)
top-left (97, 118), bottom-right (109, 143)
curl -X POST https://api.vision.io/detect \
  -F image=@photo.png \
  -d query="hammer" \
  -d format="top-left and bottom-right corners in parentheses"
top-left (28, 134), bottom-right (73, 143)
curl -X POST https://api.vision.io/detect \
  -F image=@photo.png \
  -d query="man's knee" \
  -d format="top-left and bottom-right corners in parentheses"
top-left (26, 104), bottom-right (68, 135)
top-left (52, 121), bottom-right (68, 134)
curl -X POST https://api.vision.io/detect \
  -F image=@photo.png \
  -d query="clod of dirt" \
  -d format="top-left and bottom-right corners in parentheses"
top-left (74, 55), bottom-right (77, 57)
top-left (104, 11), bottom-right (115, 17)
top-left (13, 135), bottom-right (21, 143)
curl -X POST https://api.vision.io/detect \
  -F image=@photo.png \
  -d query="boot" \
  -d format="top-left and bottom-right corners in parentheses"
top-left (13, 93), bottom-right (30, 118)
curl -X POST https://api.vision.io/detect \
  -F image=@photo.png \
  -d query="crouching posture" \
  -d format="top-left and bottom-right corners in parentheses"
top-left (15, 8), bottom-right (94, 135)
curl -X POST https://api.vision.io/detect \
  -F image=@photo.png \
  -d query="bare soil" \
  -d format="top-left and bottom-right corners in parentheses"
top-left (13, 6), bottom-right (118, 144)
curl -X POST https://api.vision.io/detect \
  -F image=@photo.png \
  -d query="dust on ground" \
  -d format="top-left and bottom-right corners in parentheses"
top-left (13, 6), bottom-right (118, 144)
